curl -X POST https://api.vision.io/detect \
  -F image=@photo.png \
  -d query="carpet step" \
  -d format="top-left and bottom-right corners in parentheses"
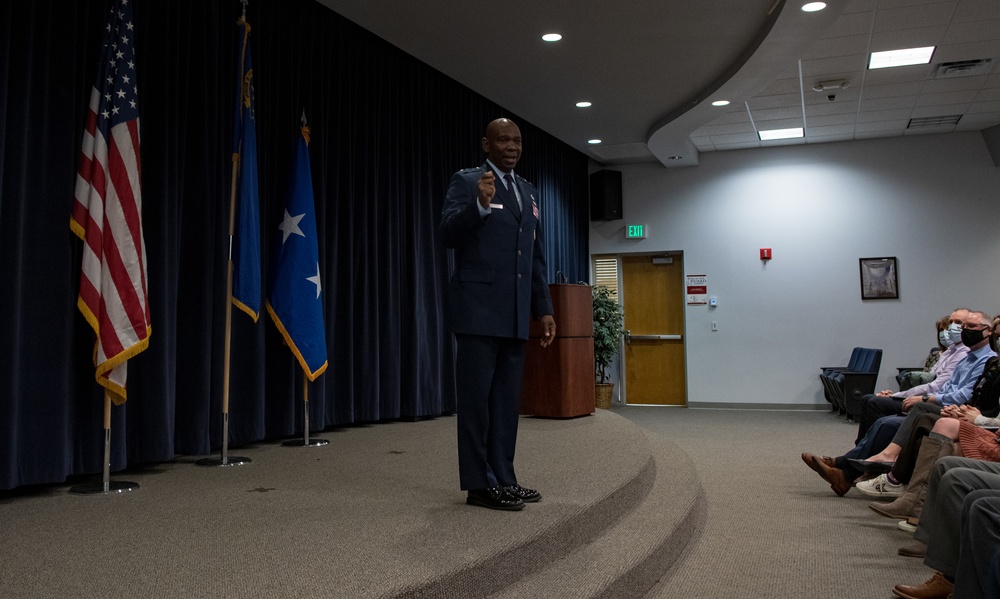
top-left (487, 431), bottom-right (706, 599)
top-left (389, 411), bottom-right (658, 598)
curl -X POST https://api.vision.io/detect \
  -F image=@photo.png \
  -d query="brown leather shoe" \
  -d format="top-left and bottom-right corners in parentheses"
top-left (891, 571), bottom-right (953, 598)
top-left (898, 540), bottom-right (927, 558)
top-left (802, 452), bottom-right (837, 468)
top-left (803, 453), bottom-right (851, 496)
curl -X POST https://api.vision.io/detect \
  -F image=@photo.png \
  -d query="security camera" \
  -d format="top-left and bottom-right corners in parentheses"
top-left (827, 94), bottom-right (836, 101)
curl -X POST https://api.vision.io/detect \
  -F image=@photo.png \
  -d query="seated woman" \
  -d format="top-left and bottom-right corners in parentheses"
top-left (862, 403), bottom-right (1000, 522)
top-left (859, 316), bottom-right (1000, 468)
top-left (803, 319), bottom-right (1000, 499)
top-left (897, 315), bottom-right (951, 390)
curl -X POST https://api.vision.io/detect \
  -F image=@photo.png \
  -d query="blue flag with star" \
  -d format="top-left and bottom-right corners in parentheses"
top-left (231, 17), bottom-right (261, 321)
top-left (266, 122), bottom-right (328, 380)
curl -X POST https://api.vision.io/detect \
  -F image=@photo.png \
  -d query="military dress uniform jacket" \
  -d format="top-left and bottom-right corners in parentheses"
top-left (439, 164), bottom-right (553, 340)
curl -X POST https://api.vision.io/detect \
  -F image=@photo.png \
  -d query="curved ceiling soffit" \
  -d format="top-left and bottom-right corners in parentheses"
top-left (647, 0), bottom-right (848, 168)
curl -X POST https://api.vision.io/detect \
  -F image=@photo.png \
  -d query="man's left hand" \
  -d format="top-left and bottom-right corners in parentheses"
top-left (901, 396), bottom-right (921, 412)
top-left (539, 315), bottom-right (556, 348)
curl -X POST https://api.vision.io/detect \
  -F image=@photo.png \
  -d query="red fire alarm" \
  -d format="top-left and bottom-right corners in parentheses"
top-left (760, 248), bottom-right (772, 260)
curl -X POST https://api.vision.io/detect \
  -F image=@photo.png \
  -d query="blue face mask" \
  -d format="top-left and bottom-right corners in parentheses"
top-left (949, 323), bottom-right (964, 345)
top-left (939, 330), bottom-right (954, 348)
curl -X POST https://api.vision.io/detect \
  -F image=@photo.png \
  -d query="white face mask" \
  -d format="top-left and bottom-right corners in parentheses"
top-left (939, 329), bottom-right (954, 348)
top-left (949, 322), bottom-right (964, 345)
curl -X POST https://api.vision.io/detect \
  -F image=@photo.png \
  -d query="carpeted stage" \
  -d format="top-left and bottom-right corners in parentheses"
top-left (0, 409), bottom-right (704, 598)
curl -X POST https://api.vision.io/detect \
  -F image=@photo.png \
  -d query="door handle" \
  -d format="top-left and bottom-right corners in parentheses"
top-left (624, 329), bottom-right (631, 344)
top-left (627, 334), bottom-right (683, 341)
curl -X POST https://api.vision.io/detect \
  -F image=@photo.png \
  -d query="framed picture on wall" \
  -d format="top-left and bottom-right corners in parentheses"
top-left (859, 257), bottom-right (898, 300)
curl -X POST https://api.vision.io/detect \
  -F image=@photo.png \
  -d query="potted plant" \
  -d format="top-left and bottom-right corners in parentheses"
top-left (592, 285), bottom-right (624, 409)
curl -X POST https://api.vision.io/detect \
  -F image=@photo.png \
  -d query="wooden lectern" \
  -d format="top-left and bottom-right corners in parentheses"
top-left (520, 284), bottom-right (595, 417)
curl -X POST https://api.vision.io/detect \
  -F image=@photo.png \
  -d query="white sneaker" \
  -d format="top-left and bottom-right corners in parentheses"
top-left (856, 474), bottom-right (906, 498)
top-left (898, 520), bottom-right (917, 533)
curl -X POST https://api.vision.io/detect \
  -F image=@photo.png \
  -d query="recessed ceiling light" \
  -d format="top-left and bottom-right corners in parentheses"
top-left (869, 46), bottom-right (935, 69)
top-left (758, 128), bottom-right (803, 141)
top-left (588, 139), bottom-right (602, 145)
top-left (711, 100), bottom-right (730, 107)
top-left (541, 33), bottom-right (563, 42)
top-left (576, 101), bottom-right (592, 108)
top-left (801, 2), bottom-right (826, 12)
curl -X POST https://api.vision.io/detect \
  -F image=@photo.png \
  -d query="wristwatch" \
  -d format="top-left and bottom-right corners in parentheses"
top-left (922, 393), bottom-right (929, 402)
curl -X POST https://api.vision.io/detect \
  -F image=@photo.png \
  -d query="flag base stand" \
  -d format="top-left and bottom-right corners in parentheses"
top-left (70, 480), bottom-right (139, 495)
top-left (196, 414), bottom-right (251, 467)
top-left (195, 456), bottom-right (252, 467)
top-left (282, 438), bottom-right (329, 447)
top-left (70, 421), bottom-right (139, 495)
top-left (281, 383), bottom-right (328, 447)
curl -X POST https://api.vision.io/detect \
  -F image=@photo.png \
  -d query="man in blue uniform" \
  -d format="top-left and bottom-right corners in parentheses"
top-left (440, 118), bottom-right (556, 511)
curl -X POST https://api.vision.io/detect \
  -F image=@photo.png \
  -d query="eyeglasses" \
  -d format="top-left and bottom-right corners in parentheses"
top-left (962, 323), bottom-right (989, 331)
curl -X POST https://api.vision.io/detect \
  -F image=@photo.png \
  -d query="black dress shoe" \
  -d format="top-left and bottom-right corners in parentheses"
top-left (504, 484), bottom-right (541, 503)
top-left (847, 458), bottom-right (894, 474)
top-left (467, 486), bottom-right (524, 511)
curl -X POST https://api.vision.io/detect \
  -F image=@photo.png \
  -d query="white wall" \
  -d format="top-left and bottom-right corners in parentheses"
top-left (590, 132), bottom-right (1000, 407)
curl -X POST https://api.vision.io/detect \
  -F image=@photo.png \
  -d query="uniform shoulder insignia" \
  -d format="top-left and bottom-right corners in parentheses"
top-left (459, 167), bottom-right (484, 174)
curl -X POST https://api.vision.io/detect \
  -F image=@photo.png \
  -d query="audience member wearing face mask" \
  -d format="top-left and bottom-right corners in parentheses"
top-left (852, 309), bottom-right (973, 444)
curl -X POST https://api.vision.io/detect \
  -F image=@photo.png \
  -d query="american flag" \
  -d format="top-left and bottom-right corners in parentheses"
top-left (70, 0), bottom-right (150, 405)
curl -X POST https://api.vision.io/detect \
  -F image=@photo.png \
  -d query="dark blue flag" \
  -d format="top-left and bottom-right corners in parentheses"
top-left (267, 122), bottom-right (328, 380)
top-left (231, 17), bottom-right (261, 321)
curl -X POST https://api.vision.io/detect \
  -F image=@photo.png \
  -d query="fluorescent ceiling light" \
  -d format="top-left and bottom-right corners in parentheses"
top-left (576, 101), bottom-right (592, 108)
top-left (541, 33), bottom-right (562, 42)
top-left (711, 100), bottom-right (730, 106)
top-left (801, 2), bottom-right (826, 12)
top-left (588, 139), bottom-right (602, 145)
top-left (869, 46), bottom-right (935, 69)
top-left (758, 128), bottom-right (803, 141)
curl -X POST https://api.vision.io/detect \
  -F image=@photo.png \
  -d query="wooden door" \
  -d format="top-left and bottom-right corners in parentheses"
top-left (621, 254), bottom-right (686, 405)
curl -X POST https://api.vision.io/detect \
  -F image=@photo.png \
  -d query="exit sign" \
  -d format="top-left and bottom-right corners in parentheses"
top-left (626, 224), bottom-right (647, 239)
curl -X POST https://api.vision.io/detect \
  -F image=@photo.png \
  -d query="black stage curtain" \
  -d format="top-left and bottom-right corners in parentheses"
top-left (0, 0), bottom-right (591, 489)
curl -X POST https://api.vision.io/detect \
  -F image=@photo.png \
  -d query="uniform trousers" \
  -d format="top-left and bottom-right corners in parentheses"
top-left (454, 333), bottom-right (526, 490)
top-left (953, 492), bottom-right (1000, 599)
top-left (915, 457), bottom-right (1000, 579)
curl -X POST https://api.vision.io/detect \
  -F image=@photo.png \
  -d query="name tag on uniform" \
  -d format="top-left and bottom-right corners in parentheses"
top-left (488, 203), bottom-right (504, 209)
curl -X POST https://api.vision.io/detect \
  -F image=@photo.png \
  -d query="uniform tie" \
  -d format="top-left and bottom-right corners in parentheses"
top-left (503, 173), bottom-right (521, 211)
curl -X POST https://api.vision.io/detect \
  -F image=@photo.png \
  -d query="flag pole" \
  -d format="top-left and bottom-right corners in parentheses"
top-left (197, 143), bottom-right (252, 468)
top-left (70, 391), bottom-right (139, 495)
top-left (282, 372), bottom-right (328, 447)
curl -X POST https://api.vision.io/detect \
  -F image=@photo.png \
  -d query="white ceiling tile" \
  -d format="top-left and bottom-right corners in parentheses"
top-left (753, 117), bottom-right (806, 130)
top-left (748, 93), bottom-right (802, 109)
top-left (749, 106), bottom-right (804, 121)
top-left (957, 110), bottom-right (1000, 124)
top-left (800, 54), bottom-right (869, 77)
top-left (857, 108), bottom-right (915, 122)
top-left (934, 40), bottom-right (1000, 62)
top-left (807, 123), bottom-right (858, 136)
top-left (910, 103), bottom-right (968, 117)
top-left (942, 19), bottom-right (1000, 45)
top-left (860, 96), bottom-right (918, 111)
top-left (862, 81), bottom-right (927, 98)
top-left (856, 119), bottom-right (910, 132)
top-left (951, 0), bottom-right (1000, 23)
top-left (870, 27), bottom-right (949, 51)
top-left (875, 3), bottom-right (957, 32)
top-left (807, 133), bottom-right (856, 143)
top-left (801, 34), bottom-right (872, 60)
top-left (713, 141), bottom-right (762, 151)
top-left (708, 133), bottom-right (761, 145)
top-left (822, 11), bottom-right (877, 38)
top-left (923, 75), bottom-right (993, 93)
top-left (807, 112), bottom-right (860, 126)
top-left (967, 100), bottom-right (1000, 113)
top-left (915, 89), bottom-right (978, 106)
